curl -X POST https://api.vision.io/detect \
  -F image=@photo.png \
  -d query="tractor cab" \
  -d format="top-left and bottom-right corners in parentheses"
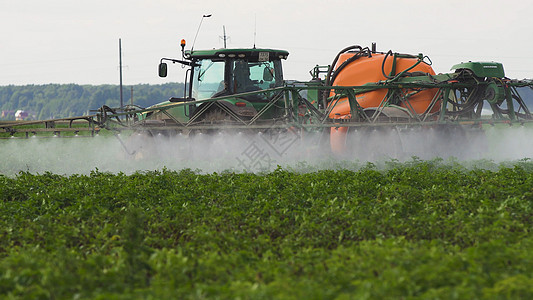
top-left (155, 46), bottom-right (289, 123)
top-left (192, 49), bottom-right (288, 102)
top-left (160, 48), bottom-right (289, 102)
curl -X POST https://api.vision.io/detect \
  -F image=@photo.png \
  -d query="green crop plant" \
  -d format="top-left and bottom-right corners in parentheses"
top-left (0, 160), bottom-right (532, 298)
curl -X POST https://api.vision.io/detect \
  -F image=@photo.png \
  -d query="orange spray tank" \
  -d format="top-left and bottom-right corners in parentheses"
top-left (326, 46), bottom-right (439, 154)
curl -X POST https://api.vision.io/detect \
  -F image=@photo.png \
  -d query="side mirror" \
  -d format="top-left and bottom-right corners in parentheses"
top-left (158, 62), bottom-right (168, 77)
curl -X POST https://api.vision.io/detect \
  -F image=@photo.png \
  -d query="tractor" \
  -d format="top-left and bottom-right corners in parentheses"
top-left (2, 40), bottom-right (533, 161)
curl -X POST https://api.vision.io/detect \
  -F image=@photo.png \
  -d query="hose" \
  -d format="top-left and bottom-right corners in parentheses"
top-left (328, 47), bottom-right (371, 87)
top-left (381, 50), bottom-right (433, 81)
top-left (381, 50), bottom-right (394, 79)
top-left (96, 105), bottom-right (124, 129)
top-left (325, 45), bottom-right (363, 86)
top-left (324, 45), bottom-right (372, 107)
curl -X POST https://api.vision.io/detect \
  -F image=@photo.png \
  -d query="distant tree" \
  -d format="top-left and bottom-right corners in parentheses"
top-left (0, 83), bottom-right (184, 120)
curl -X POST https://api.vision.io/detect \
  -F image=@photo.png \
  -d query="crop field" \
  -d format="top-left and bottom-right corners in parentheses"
top-left (1, 158), bottom-right (533, 299)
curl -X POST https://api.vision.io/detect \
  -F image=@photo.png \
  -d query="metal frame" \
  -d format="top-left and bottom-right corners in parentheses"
top-left (2, 78), bottom-right (533, 139)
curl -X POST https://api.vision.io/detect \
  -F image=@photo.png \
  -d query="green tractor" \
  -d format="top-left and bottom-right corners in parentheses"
top-left (140, 44), bottom-right (291, 131)
top-left (3, 40), bottom-right (533, 162)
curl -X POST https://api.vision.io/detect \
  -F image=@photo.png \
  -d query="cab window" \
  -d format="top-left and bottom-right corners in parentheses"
top-left (192, 60), bottom-right (225, 100)
top-left (232, 60), bottom-right (278, 94)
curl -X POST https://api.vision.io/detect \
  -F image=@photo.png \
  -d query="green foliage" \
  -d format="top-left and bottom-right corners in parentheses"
top-left (0, 83), bottom-right (184, 119)
top-left (1, 161), bottom-right (533, 298)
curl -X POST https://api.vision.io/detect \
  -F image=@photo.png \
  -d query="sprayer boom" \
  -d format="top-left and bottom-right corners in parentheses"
top-left (4, 43), bottom-right (533, 160)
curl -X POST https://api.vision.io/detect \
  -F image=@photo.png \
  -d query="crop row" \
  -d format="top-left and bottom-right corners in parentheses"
top-left (1, 159), bottom-right (533, 298)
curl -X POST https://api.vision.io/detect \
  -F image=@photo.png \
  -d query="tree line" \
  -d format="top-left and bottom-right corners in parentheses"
top-left (0, 83), bottom-right (185, 120)
top-left (1, 83), bottom-right (532, 121)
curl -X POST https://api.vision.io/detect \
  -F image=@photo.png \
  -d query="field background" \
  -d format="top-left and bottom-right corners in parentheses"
top-left (1, 159), bottom-right (532, 298)
top-left (0, 84), bottom-right (183, 120)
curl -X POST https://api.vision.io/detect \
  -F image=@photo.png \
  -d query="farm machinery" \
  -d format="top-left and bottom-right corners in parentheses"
top-left (2, 41), bottom-right (533, 159)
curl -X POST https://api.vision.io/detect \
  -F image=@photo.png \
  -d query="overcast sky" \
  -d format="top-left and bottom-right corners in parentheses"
top-left (1, 0), bottom-right (532, 86)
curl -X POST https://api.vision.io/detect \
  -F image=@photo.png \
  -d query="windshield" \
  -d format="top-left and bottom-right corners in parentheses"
top-left (192, 60), bottom-right (225, 100)
top-left (191, 57), bottom-right (284, 101)
top-left (232, 60), bottom-right (281, 94)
